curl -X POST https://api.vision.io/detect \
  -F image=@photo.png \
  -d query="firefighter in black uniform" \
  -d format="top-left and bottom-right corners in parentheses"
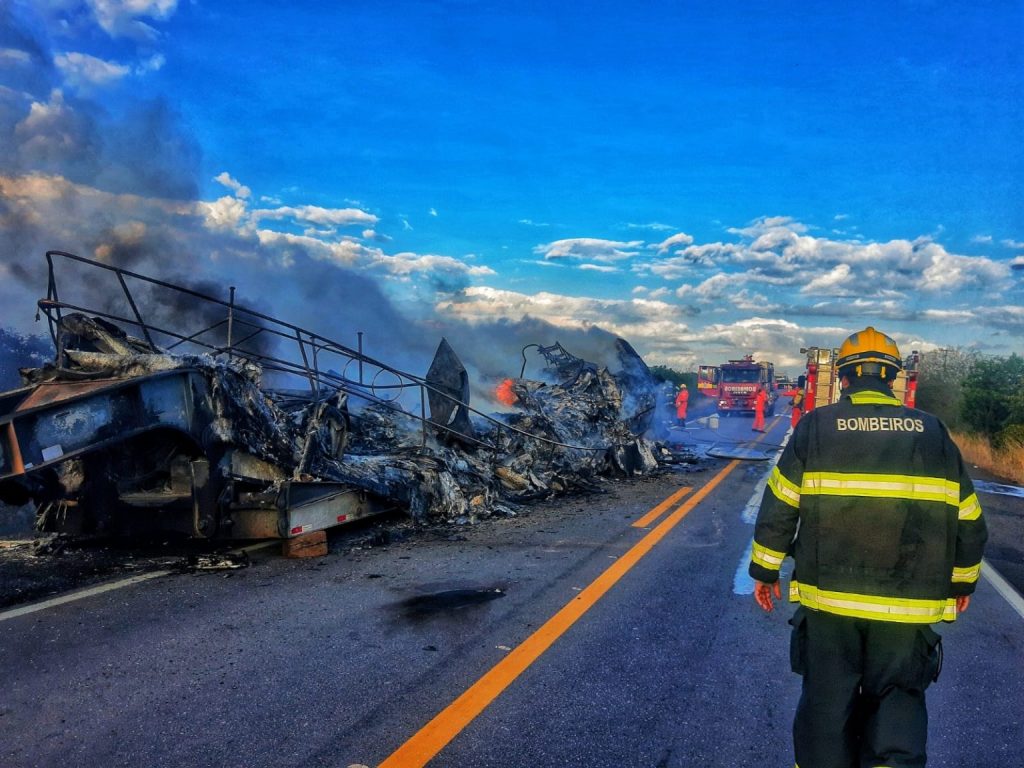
top-left (749, 326), bottom-right (987, 768)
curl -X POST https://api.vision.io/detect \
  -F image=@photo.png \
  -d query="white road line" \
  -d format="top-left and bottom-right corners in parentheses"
top-left (732, 539), bottom-right (756, 595)
top-left (733, 425), bottom-right (790, 595)
top-left (982, 559), bottom-right (1024, 621)
top-left (0, 570), bottom-right (172, 623)
top-left (973, 480), bottom-right (1024, 499)
top-left (0, 541), bottom-right (280, 623)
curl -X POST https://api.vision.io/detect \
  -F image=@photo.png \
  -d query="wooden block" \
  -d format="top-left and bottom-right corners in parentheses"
top-left (282, 530), bottom-right (328, 558)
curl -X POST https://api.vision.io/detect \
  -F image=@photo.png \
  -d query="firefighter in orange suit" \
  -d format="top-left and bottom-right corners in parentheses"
top-left (752, 386), bottom-right (767, 431)
top-left (750, 326), bottom-right (987, 768)
top-left (674, 384), bottom-right (689, 426)
top-left (790, 388), bottom-right (804, 428)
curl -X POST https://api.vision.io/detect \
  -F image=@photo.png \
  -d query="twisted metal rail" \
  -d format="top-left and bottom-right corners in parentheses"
top-left (37, 251), bottom-right (607, 457)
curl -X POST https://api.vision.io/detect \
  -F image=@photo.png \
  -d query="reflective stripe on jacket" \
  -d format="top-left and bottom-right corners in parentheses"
top-left (748, 378), bottom-right (987, 623)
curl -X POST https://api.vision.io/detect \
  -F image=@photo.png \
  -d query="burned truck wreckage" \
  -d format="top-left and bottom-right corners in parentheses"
top-left (0, 252), bottom-right (694, 540)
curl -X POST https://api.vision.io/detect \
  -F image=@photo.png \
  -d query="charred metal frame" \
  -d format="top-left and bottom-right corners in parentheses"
top-left (35, 251), bottom-right (603, 460)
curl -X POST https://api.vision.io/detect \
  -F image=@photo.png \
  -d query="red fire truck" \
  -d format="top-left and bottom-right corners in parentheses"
top-left (797, 346), bottom-right (920, 414)
top-left (712, 355), bottom-right (777, 416)
top-left (697, 365), bottom-right (720, 393)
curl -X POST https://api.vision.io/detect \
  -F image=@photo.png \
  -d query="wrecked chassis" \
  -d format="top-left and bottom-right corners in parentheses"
top-left (0, 252), bottom-right (665, 541)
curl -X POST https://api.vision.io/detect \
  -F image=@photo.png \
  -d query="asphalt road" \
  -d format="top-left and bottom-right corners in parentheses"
top-left (1, 408), bottom-right (1021, 768)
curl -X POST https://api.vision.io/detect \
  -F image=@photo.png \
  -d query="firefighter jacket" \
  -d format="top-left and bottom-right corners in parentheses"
top-left (674, 388), bottom-right (689, 417)
top-left (748, 378), bottom-right (987, 623)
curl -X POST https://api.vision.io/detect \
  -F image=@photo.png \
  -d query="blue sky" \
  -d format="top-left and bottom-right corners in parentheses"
top-left (1, 0), bottom-right (1022, 381)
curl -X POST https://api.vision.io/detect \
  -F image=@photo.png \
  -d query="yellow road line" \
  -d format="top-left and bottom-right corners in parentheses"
top-left (379, 458), bottom-right (742, 768)
top-left (632, 485), bottom-right (693, 528)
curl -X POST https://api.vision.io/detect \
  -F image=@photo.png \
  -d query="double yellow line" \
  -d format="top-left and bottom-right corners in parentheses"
top-left (379, 458), bottom-right (742, 767)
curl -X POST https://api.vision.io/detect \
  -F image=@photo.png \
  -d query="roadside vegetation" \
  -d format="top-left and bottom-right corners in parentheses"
top-left (649, 365), bottom-right (697, 393)
top-left (916, 348), bottom-right (1024, 484)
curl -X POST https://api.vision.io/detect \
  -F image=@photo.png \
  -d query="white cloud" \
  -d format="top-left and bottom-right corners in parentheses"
top-left (728, 216), bottom-right (809, 239)
top-left (628, 222), bottom-right (675, 231)
top-left (2, 171), bottom-right (193, 217)
top-left (429, 207), bottom-right (438, 217)
top-left (801, 263), bottom-right (853, 294)
top-left (199, 195), bottom-right (248, 231)
top-left (644, 242), bottom-right (733, 277)
top-left (435, 287), bottom-right (692, 350)
top-left (675, 273), bottom-right (734, 301)
top-left (917, 242), bottom-right (1007, 291)
top-left (252, 204), bottom-right (378, 228)
top-left (977, 304), bottom-right (1024, 331)
top-left (17, 90), bottom-right (73, 136)
top-left (518, 219), bottom-right (550, 227)
top-left (644, 220), bottom-right (1011, 300)
top-left (193, 188), bottom-right (489, 285)
top-left (1002, 238), bottom-right (1024, 249)
top-left (214, 172), bottom-right (251, 199)
top-left (377, 252), bottom-right (496, 279)
top-left (921, 309), bottom-right (976, 323)
top-left (534, 237), bottom-right (643, 263)
top-left (256, 229), bottom-right (369, 268)
top-left (578, 264), bottom-right (620, 273)
top-left (0, 47), bottom-right (33, 66)
top-left (136, 53), bottom-right (165, 74)
top-left (88, 0), bottom-right (180, 40)
top-left (653, 232), bottom-right (695, 254)
top-left (733, 290), bottom-right (782, 313)
top-left (972, 234), bottom-right (993, 244)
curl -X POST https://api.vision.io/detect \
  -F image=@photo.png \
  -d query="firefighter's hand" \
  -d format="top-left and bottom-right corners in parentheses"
top-left (754, 580), bottom-right (781, 612)
top-left (956, 595), bottom-right (971, 613)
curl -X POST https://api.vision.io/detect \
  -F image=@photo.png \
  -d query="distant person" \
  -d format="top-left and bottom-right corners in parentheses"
top-left (752, 386), bottom-right (767, 431)
top-left (790, 388), bottom-right (804, 428)
top-left (749, 326), bottom-right (987, 768)
top-left (674, 384), bottom-right (689, 427)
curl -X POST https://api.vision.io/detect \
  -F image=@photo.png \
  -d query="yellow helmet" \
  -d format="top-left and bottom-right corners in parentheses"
top-left (836, 326), bottom-right (902, 380)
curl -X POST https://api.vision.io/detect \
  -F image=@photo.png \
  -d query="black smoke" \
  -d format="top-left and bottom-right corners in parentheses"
top-left (0, 4), bottom-right (640, 403)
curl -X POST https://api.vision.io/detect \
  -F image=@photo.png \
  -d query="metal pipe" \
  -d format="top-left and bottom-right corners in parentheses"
top-left (226, 286), bottom-right (236, 357)
top-left (420, 384), bottom-right (427, 448)
top-left (117, 272), bottom-right (156, 351)
top-left (357, 331), bottom-right (364, 385)
top-left (297, 330), bottom-right (316, 398)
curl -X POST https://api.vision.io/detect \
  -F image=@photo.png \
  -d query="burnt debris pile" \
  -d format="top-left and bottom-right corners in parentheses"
top-left (265, 337), bottom-right (672, 523)
top-left (1, 253), bottom-right (698, 537)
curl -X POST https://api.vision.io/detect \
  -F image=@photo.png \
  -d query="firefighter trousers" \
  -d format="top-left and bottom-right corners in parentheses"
top-left (789, 607), bottom-right (943, 768)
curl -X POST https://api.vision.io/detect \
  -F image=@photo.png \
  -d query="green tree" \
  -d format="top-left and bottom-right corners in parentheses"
top-left (649, 365), bottom-right (696, 393)
top-left (914, 347), bottom-right (977, 429)
top-left (960, 353), bottom-right (1024, 440)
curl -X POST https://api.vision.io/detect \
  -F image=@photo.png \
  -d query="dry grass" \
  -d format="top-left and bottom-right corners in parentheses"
top-left (951, 431), bottom-right (1024, 485)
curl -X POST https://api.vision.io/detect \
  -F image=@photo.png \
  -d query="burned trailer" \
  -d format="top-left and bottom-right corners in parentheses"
top-left (0, 251), bottom-right (677, 539)
top-left (0, 251), bottom-right (423, 539)
top-left (0, 341), bottom-right (381, 539)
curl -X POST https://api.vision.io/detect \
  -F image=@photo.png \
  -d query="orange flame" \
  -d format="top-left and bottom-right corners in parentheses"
top-left (495, 378), bottom-right (518, 406)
